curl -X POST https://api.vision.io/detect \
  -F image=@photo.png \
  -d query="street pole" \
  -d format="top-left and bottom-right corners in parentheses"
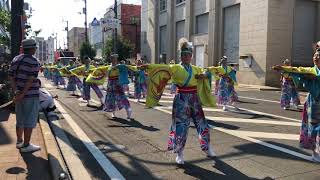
top-left (135, 22), bottom-right (138, 57)
top-left (84, 0), bottom-right (88, 43)
top-left (10, 0), bottom-right (24, 59)
top-left (113, 0), bottom-right (118, 54)
top-left (55, 33), bottom-right (58, 50)
top-left (65, 21), bottom-right (69, 50)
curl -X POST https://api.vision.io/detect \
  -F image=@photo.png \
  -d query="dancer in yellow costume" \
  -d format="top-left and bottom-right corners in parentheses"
top-left (140, 38), bottom-right (216, 164)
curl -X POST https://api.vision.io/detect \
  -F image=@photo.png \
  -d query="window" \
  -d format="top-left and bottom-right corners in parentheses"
top-left (160, 0), bottom-right (167, 12)
top-left (160, 25), bottom-right (167, 54)
top-left (196, 13), bottom-right (209, 34)
top-left (176, 20), bottom-right (185, 61)
top-left (176, 0), bottom-right (185, 5)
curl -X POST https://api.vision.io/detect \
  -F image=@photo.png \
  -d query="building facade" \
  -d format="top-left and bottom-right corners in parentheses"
top-left (142, 0), bottom-right (320, 86)
top-left (67, 27), bottom-right (86, 58)
top-left (46, 36), bottom-right (55, 64)
top-left (103, 3), bottom-right (141, 56)
top-left (35, 37), bottom-right (47, 64)
top-left (89, 18), bottom-right (104, 58)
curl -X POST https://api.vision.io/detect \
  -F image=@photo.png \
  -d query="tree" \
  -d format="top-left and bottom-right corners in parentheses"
top-left (80, 41), bottom-right (97, 60)
top-left (0, 9), bottom-right (10, 46)
top-left (103, 36), bottom-right (134, 62)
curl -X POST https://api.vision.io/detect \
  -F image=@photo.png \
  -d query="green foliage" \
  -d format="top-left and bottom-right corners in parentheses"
top-left (0, 9), bottom-right (10, 32)
top-left (80, 41), bottom-right (97, 60)
top-left (0, 9), bottom-right (10, 46)
top-left (103, 36), bottom-right (134, 62)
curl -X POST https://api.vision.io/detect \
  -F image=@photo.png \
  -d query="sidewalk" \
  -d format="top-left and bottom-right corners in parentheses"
top-left (0, 111), bottom-right (52, 180)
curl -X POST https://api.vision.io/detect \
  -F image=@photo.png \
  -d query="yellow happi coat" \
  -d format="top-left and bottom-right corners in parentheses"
top-left (145, 64), bottom-right (216, 108)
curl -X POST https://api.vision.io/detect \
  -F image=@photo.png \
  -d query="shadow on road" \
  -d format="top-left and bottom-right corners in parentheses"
top-left (227, 108), bottom-right (277, 120)
top-left (237, 100), bottom-right (258, 105)
top-left (219, 142), bottom-right (310, 163)
top-left (108, 117), bottom-right (160, 132)
top-left (207, 120), bottom-right (240, 130)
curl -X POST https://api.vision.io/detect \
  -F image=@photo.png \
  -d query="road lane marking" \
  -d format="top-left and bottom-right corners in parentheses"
top-left (127, 97), bottom-right (301, 123)
top-left (215, 127), bottom-right (312, 161)
top-left (159, 106), bottom-right (225, 112)
top-left (206, 116), bottom-right (300, 126)
top-left (54, 99), bottom-right (125, 180)
top-left (239, 96), bottom-right (304, 107)
top-left (218, 130), bottom-right (299, 140)
top-left (239, 96), bottom-right (279, 103)
top-left (225, 106), bottom-right (301, 122)
top-left (129, 98), bottom-right (312, 162)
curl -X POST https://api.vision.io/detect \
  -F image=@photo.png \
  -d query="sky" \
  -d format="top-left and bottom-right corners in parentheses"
top-left (25, 0), bottom-right (141, 49)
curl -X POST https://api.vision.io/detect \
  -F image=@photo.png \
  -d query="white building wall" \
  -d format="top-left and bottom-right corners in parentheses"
top-left (46, 37), bottom-right (55, 63)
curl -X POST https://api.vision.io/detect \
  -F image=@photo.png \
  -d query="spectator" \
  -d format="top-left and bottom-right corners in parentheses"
top-left (8, 39), bottom-right (41, 153)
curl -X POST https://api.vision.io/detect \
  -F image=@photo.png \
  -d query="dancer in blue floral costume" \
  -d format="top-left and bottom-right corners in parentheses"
top-left (141, 38), bottom-right (216, 164)
top-left (66, 60), bottom-right (77, 95)
top-left (273, 50), bottom-right (320, 162)
top-left (280, 59), bottom-right (300, 110)
top-left (207, 56), bottom-right (238, 111)
top-left (134, 60), bottom-right (147, 102)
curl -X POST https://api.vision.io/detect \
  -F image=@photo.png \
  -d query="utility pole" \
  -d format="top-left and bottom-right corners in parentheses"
top-left (113, 0), bottom-right (118, 54)
top-left (10, 0), bottom-right (24, 59)
top-left (84, 0), bottom-right (88, 43)
top-left (64, 20), bottom-right (69, 50)
top-left (55, 33), bottom-right (58, 50)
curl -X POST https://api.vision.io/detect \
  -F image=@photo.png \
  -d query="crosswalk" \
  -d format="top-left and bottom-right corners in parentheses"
top-left (48, 82), bottom-right (313, 162)
top-left (123, 88), bottom-right (313, 161)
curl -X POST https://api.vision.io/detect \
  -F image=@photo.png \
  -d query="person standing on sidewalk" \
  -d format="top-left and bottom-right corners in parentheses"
top-left (8, 39), bottom-right (41, 153)
top-left (279, 59), bottom-right (300, 110)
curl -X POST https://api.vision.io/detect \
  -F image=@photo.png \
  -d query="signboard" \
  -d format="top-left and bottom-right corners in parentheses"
top-left (102, 18), bottom-right (120, 29)
top-left (91, 18), bottom-right (100, 26)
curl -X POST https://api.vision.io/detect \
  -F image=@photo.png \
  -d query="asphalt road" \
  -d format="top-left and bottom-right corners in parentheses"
top-left (42, 77), bottom-right (320, 180)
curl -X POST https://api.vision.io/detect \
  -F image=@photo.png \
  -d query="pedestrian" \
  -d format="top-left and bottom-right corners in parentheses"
top-left (140, 38), bottom-right (216, 164)
top-left (8, 39), bottom-right (41, 153)
top-left (279, 59), bottom-right (300, 110)
top-left (102, 54), bottom-right (134, 119)
top-left (81, 57), bottom-right (104, 107)
top-left (66, 60), bottom-right (77, 95)
top-left (134, 59), bottom-right (147, 102)
top-left (207, 56), bottom-right (238, 111)
top-left (273, 50), bottom-right (320, 162)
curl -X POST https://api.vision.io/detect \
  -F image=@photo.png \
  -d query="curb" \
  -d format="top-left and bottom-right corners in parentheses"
top-left (39, 112), bottom-right (71, 180)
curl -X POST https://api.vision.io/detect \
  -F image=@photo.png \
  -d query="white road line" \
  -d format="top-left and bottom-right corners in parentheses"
top-left (131, 99), bottom-right (174, 104)
top-left (159, 106), bottom-right (225, 112)
top-left (239, 96), bottom-right (304, 107)
top-left (128, 97), bottom-right (301, 123)
top-left (54, 100), bottom-right (125, 180)
top-left (238, 96), bottom-right (279, 104)
top-left (226, 106), bottom-right (301, 122)
top-left (219, 130), bottom-right (299, 140)
top-left (206, 116), bottom-right (300, 126)
top-left (215, 127), bottom-right (313, 161)
top-left (136, 101), bottom-right (313, 161)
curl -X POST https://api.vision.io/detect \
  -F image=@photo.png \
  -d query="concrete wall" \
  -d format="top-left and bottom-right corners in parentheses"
top-left (265, 0), bottom-right (295, 86)
top-left (237, 0), bottom-right (269, 85)
top-left (146, 0), bottom-right (158, 63)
